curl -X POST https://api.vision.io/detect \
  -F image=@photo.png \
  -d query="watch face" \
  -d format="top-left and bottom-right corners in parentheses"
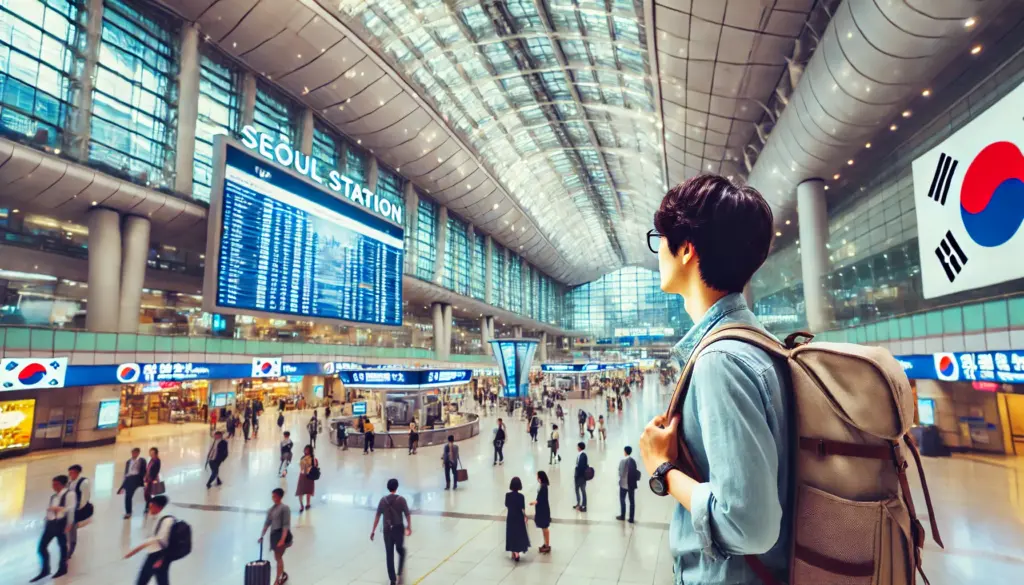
top-left (649, 475), bottom-right (666, 496)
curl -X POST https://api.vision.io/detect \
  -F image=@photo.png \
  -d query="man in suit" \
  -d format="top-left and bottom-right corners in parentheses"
top-left (117, 448), bottom-right (146, 519)
top-left (32, 475), bottom-right (75, 581)
top-left (206, 431), bottom-right (229, 488)
top-left (442, 435), bottom-right (460, 490)
top-left (617, 445), bottom-right (640, 523)
top-left (574, 442), bottom-right (588, 512)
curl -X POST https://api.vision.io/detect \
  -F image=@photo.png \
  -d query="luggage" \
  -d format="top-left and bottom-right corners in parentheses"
top-left (456, 468), bottom-right (469, 482)
top-left (245, 542), bottom-right (272, 585)
top-left (667, 325), bottom-right (942, 585)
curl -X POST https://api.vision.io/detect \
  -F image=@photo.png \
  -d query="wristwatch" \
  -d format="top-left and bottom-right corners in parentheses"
top-left (649, 461), bottom-right (678, 496)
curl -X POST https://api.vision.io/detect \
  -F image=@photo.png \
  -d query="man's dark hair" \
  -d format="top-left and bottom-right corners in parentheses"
top-left (448, 435), bottom-right (455, 442)
top-left (53, 475), bottom-right (69, 486)
top-left (272, 488), bottom-right (285, 498)
top-left (150, 495), bottom-right (169, 509)
top-left (577, 442), bottom-right (585, 450)
top-left (68, 464), bottom-right (82, 473)
top-left (654, 174), bottom-right (774, 292)
top-left (214, 431), bottom-right (223, 437)
top-left (509, 477), bottom-right (523, 492)
top-left (624, 446), bottom-right (633, 455)
top-left (284, 431), bottom-right (290, 437)
top-left (387, 478), bottom-right (399, 492)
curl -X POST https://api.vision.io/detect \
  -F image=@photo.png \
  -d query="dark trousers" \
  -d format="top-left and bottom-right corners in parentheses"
top-left (136, 552), bottom-right (170, 585)
top-left (444, 463), bottom-right (458, 488)
top-left (574, 478), bottom-right (587, 508)
top-left (493, 440), bottom-right (504, 463)
top-left (38, 519), bottom-right (68, 574)
top-left (530, 428), bottom-right (538, 441)
top-left (124, 477), bottom-right (142, 515)
top-left (619, 487), bottom-right (635, 521)
top-left (206, 461), bottom-right (222, 487)
top-left (364, 433), bottom-right (375, 453)
top-left (310, 433), bottom-right (317, 449)
top-left (382, 525), bottom-right (406, 584)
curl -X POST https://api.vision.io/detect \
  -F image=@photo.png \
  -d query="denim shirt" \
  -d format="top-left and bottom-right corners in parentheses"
top-left (668, 293), bottom-right (792, 585)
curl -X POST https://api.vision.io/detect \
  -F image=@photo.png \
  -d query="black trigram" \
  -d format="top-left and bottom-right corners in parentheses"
top-left (927, 153), bottom-right (958, 205)
top-left (935, 231), bottom-right (968, 282)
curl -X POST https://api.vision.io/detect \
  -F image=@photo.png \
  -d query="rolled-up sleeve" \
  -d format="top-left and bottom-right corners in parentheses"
top-left (688, 351), bottom-right (782, 560)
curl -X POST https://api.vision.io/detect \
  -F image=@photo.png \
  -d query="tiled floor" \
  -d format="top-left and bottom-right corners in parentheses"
top-left (0, 379), bottom-right (1021, 584)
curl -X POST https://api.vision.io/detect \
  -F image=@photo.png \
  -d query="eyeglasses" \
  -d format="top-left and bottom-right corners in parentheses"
top-left (646, 230), bottom-right (662, 254)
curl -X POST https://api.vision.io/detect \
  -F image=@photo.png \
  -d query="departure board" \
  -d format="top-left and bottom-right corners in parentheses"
top-left (205, 142), bottom-right (404, 326)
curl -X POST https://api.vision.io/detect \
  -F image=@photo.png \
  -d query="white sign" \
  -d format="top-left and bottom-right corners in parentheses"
top-left (613, 327), bottom-right (675, 337)
top-left (911, 80), bottom-right (1024, 299)
top-left (1, 358), bottom-right (68, 390)
top-left (251, 358), bottom-right (282, 378)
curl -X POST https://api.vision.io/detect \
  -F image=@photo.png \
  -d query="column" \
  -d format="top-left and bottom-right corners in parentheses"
top-left (513, 326), bottom-right (523, 338)
top-left (432, 303), bottom-right (446, 359)
top-left (240, 73), bottom-right (257, 127)
top-left (539, 332), bottom-right (548, 363)
top-left (521, 257), bottom-right (530, 316)
top-left (442, 304), bottom-right (453, 361)
top-left (118, 215), bottom-right (150, 332)
top-left (299, 109), bottom-right (314, 156)
top-left (71, 0), bottom-right (104, 161)
top-left (797, 179), bottom-right (834, 332)
top-left (86, 208), bottom-right (122, 332)
top-left (173, 23), bottom-right (201, 195)
top-left (434, 205), bottom-right (448, 285)
top-left (404, 182), bottom-right (419, 275)
top-left (367, 156), bottom-right (379, 193)
top-left (484, 235), bottom-right (493, 304)
top-left (481, 316), bottom-right (491, 355)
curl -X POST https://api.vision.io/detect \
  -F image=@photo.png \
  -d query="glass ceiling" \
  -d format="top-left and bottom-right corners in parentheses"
top-left (328, 0), bottom-right (665, 276)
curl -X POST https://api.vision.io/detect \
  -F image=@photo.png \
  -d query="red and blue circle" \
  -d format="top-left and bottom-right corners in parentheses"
top-left (259, 361), bottom-right (273, 374)
top-left (117, 364), bottom-right (140, 383)
top-left (938, 355), bottom-right (956, 377)
top-left (17, 363), bottom-right (48, 385)
top-left (960, 141), bottom-right (1024, 247)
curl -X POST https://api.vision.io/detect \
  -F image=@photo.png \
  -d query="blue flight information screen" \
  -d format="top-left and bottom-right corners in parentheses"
top-left (213, 145), bottom-right (404, 325)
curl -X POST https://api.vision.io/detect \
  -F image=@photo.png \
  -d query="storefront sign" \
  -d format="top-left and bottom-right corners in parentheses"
top-left (1, 358), bottom-right (68, 390)
top-left (116, 362), bottom-right (213, 384)
top-left (896, 350), bottom-right (1024, 384)
top-left (338, 369), bottom-right (473, 389)
top-left (613, 327), bottom-right (675, 337)
top-left (541, 363), bottom-right (615, 373)
top-left (352, 401), bottom-right (367, 416)
top-left (0, 398), bottom-right (35, 450)
top-left (251, 358), bottom-right (282, 378)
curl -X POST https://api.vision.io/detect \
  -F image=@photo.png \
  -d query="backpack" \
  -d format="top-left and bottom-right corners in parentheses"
top-left (627, 458), bottom-right (641, 484)
top-left (381, 494), bottom-right (404, 529)
top-left (161, 516), bottom-right (192, 561)
top-left (73, 478), bottom-right (94, 522)
top-left (667, 324), bottom-right (941, 585)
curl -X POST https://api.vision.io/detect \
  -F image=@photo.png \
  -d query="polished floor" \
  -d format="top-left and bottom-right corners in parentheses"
top-left (0, 379), bottom-right (1022, 585)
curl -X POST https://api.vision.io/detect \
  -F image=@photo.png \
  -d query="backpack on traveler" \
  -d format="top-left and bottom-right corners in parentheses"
top-left (667, 324), bottom-right (942, 585)
top-left (160, 516), bottom-right (192, 561)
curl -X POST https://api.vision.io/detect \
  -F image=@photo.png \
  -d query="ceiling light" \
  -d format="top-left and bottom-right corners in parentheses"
top-left (297, 54), bottom-right (301, 58)
top-left (11, 209), bottom-right (18, 213)
top-left (833, 173), bottom-right (840, 180)
top-left (775, 231), bottom-right (782, 237)
top-left (356, 139), bottom-right (361, 144)
top-left (921, 89), bottom-right (931, 97)
top-left (902, 110), bottom-right (912, 118)
top-left (964, 17), bottom-right (977, 28)
top-left (890, 124), bottom-right (898, 131)
top-left (971, 44), bottom-right (982, 55)
top-left (785, 220), bottom-right (790, 225)
top-left (91, 201), bottom-right (98, 206)
top-left (847, 159), bottom-right (854, 166)
top-left (493, 203), bottom-right (499, 210)
top-left (466, 184), bottom-right (471, 189)
top-left (865, 142), bottom-right (871, 149)
top-left (379, 100), bottom-right (385, 106)
top-left (824, 185), bottom-right (829, 191)
top-left (232, 42), bottom-right (237, 48)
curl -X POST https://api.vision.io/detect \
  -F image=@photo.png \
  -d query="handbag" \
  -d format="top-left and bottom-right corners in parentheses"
top-left (455, 467), bottom-right (469, 482)
top-left (151, 481), bottom-right (166, 495)
top-left (307, 458), bottom-right (321, 481)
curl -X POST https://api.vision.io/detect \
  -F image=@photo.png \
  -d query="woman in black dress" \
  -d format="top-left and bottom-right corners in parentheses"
top-left (530, 471), bottom-right (551, 553)
top-left (505, 477), bottom-right (530, 561)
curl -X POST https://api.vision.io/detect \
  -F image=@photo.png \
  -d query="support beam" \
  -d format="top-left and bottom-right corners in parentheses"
top-left (539, 332), bottom-right (548, 363)
top-left (367, 156), bottom-right (379, 193)
top-left (484, 235), bottom-right (494, 305)
top-left (86, 208), bottom-right (122, 332)
top-left (797, 179), bottom-right (834, 332)
top-left (481, 316), bottom-right (491, 355)
top-left (432, 303), bottom-right (446, 360)
top-left (71, 0), bottom-right (104, 162)
top-left (442, 304), bottom-right (453, 361)
top-left (240, 73), bottom-right (257, 127)
top-left (173, 23), bottom-right (201, 195)
top-left (299, 109), bottom-right (314, 156)
top-left (434, 205), bottom-right (448, 285)
top-left (118, 215), bottom-right (151, 332)
top-left (404, 183), bottom-right (419, 275)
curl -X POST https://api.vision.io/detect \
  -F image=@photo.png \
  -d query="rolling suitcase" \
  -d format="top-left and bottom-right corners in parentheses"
top-left (245, 542), bottom-right (272, 585)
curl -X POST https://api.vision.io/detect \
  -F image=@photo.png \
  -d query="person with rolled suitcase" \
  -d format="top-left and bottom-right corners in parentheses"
top-left (257, 488), bottom-right (292, 585)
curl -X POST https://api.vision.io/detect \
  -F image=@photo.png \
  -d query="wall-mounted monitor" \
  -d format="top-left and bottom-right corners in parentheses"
top-left (352, 401), bottom-right (367, 416)
top-left (204, 130), bottom-right (404, 326)
top-left (0, 398), bottom-right (35, 451)
top-left (917, 398), bottom-right (936, 426)
top-left (96, 399), bottom-right (120, 430)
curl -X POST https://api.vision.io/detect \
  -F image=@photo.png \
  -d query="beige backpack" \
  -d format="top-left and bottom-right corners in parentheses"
top-left (667, 324), bottom-right (942, 585)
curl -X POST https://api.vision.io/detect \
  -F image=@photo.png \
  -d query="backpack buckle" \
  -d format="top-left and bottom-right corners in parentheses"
top-left (815, 439), bottom-right (827, 456)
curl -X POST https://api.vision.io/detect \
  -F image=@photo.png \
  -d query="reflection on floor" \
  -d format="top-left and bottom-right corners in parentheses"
top-left (0, 379), bottom-right (1021, 585)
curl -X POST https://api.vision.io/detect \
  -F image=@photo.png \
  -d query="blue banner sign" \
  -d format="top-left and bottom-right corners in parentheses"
top-left (541, 363), bottom-right (629, 373)
top-left (337, 369), bottom-right (473, 389)
top-left (895, 351), bottom-right (1024, 384)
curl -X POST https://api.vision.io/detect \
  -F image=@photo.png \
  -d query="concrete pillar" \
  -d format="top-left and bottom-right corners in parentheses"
top-left (513, 326), bottom-right (523, 338)
top-left (240, 73), bottom-right (257, 127)
top-left (488, 317), bottom-right (495, 340)
top-left (539, 332), bottom-right (548, 363)
top-left (86, 208), bottom-right (122, 332)
top-left (797, 179), bottom-right (834, 332)
top-left (481, 316), bottom-right (491, 355)
top-left (173, 24), bottom-right (201, 195)
top-left (434, 205), bottom-right (448, 284)
top-left (299, 109), bottom-right (314, 156)
top-left (404, 182), bottom-right (419, 274)
top-left (367, 156), bottom-right (379, 193)
top-left (118, 215), bottom-right (151, 332)
top-left (432, 303), bottom-right (446, 359)
top-left (484, 235), bottom-right (493, 304)
top-left (442, 304), bottom-right (453, 361)
top-left (521, 257), bottom-right (529, 316)
top-left (71, 0), bottom-right (104, 161)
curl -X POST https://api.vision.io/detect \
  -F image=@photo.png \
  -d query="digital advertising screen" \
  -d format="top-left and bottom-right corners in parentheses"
top-left (352, 401), bottom-right (367, 416)
top-left (96, 399), bottom-right (120, 429)
top-left (204, 133), bottom-right (404, 326)
top-left (0, 399), bottom-right (35, 451)
top-left (917, 398), bottom-right (936, 426)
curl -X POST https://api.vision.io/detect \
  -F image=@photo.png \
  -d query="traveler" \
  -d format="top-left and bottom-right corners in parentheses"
top-left (242, 416), bottom-right (251, 441)
top-left (277, 410), bottom-right (285, 431)
top-left (226, 413), bottom-right (237, 438)
top-left (548, 424), bottom-right (561, 464)
top-left (124, 495), bottom-right (177, 584)
top-left (363, 417), bottom-right (376, 454)
top-left (442, 435), bottom-right (461, 490)
top-left (337, 421), bottom-right (349, 450)
top-left (31, 475), bottom-right (75, 581)
top-left (371, 478), bottom-right (412, 585)
top-left (529, 414), bottom-right (541, 442)
top-left (143, 448), bottom-right (162, 512)
top-left (577, 409), bottom-right (586, 436)
top-left (586, 413), bottom-right (596, 438)
top-left (529, 471), bottom-right (551, 553)
top-left (598, 415), bottom-right (607, 441)
top-left (639, 174), bottom-right (790, 584)
top-left (279, 431), bottom-right (294, 477)
top-left (493, 419), bottom-right (506, 465)
top-left (307, 413), bottom-right (321, 449)
top-left (205, 431), bottom-right (229, 489)
top-left (296, 445), bottom-right (316, 512)
top-left (209, 409), bottom-right (218, 433)
top-left (66, 464), bottom-right (92, 558)
top-left (573, 442), bottom-right (588, 512)
top-left (617, 446), bottom-right (640, 523)
top-left (504, 477), bottom-right (530, 562)
top-left (119, 447), bottom-right (147, 518)
top-left (258, 488), bottom-right (292, 585)
top-left (408, 421), bottom-right (419, 455)
top-left (251, 405), bottom-right (260, 439)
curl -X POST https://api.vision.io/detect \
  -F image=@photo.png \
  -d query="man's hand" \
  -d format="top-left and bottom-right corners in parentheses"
top-left (405, 527), bottom-right (412, 537)
top-left (369, 531), bottom-right (375, 541)
top-left (640, 414), bottom-right (680, 475)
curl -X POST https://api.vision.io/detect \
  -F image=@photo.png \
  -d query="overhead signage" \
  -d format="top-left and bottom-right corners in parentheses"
top-left (239, 125), bottom-right (403, 224)
top-left (352, 401), bottom-right (367, 416)
top-left (338, 369), bottom-right (474, 389)
top-left (540, 362), bottom-right (628, 373)
top-left (911, 79), bottom-right (1024, 299)
top-left (1, 358), bottom-right (68, 391)
top-left (613, 327), bottom-right (675, 337)
top-left (896, 350), bottom-right (1024, 384)
top-left (116, 362), bottom-right (213, 384)
top-left (251, 358), bottom-right (282, 378)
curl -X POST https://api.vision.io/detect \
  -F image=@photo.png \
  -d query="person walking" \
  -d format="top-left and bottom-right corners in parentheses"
top-left (493, 419), bottom-right (506, 466)
top-left (67, 464), bottom-right (92, 559)
top-left (442, 435), bottom-right (461, 490)
top-left (205, 431), bottom-right (228, 489)
top-left (573, 442), bottom-right (588, 512)
top-left (226, 413), bottom-right (236, 438)
top-left (143, 448), bottom-right (162, 512)
top-left (617, 446), bottom-right (640, 523)
top-left (258, 488), bottom-right (292, 585)
top-left (209, 409), bottom-right (218, 434)
top-left (119, 448), bottom-right (147, 518)
top-left (296, 445), bottom-right (316, 512)
top-left (242, 415), bottom-right (251, 441)
top-left (598, 415), bottom-right (607, 441)
top-left (277, 410), bottom-right (285, 432)
top-left (307, 413), bottom-right (321, 449)
top-left (251, 406), bottom-right (260, 439)
top-left (124, 495), bottom-right (174, 585)
top-left (548, 424), bottom-right (561, 464)
top-left (30, 475), bottom-right (75, 581)
top-left (529, 471), bottom-right (551, 554)
top-left (337, 421), bottom-right (349, 451)
top-left (279, 431), bottom-right (294, 477)
top-left (408, 421), bottom-right (419, 455)
top-left (363, 417), bottom-right (376, 454)
top-left (529, 414), bottom-right (541, 443)
top-left (504, 477), bottom-right (530, 562)
top-left (371, 478), bottom-right (412, 585)
top-left (586, 413), bottom-right (596, 438)
top-left (577, 409), bottom-right (587, 437)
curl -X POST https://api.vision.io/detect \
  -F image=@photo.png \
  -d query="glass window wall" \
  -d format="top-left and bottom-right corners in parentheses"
top-left (471, 232), bottom-right (485, 300)
top-left (253, 81), bottom-right (294, 143)
top-left (567, 267), bottom-right (689, 338)
top-left (311, 121), bottom-right (339, 172)
top-left (376, 166), bottom-right (405, 211)
top-left (443, 214), bottom-right (470, 296)
top-left (414, 198), bottom-right (436, 280)
top-left (192, 53), bottom-right (239, 201)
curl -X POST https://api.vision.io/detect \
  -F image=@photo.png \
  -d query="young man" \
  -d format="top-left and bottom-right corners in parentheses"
top-left (442, 435), bottom-right (460, 490)
top-left (279, 431), bottom-right (294, 477)
top-left (125, 495), bottom-right (175, 585)
top-left (31, 475), bottom-right (75, 581)
top-left (573, 442), bottom-right (588, 512)
top-left (492, 419), bottom-right (506, 466)
top-left (118, 448), bottom-right (147, 518)
top-left (205, 431), bottom-right (229, 488)
top-left (307, 413), bottom-right (320, 449)
top-left (67, 464), bottom-right (91, 558)
top-left (259, 488), bottom-right (292, 585)
top-left (639, 174), bottom-right (791, 585)
top-left (616, 446), bottom-right (639, 523)
top-left (371, 478), bottom-right (412, 585)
